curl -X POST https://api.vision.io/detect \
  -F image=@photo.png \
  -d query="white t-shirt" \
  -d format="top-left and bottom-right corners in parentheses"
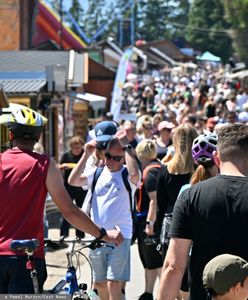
top-left (84, 166), bottom-right (137, 239)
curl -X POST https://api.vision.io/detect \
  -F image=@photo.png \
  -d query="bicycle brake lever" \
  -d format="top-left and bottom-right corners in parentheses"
top-left (88, 240), bottom-right (102, 250)
top-left (88, 240), bottom-right (115, 250)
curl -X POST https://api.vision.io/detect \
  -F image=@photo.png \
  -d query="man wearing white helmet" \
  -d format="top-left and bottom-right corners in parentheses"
top-left (0, 107), bottom-right (123, 294)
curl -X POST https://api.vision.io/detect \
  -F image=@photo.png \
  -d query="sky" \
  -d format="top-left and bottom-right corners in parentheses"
top-left (44, 0), bottom-right (88, 11)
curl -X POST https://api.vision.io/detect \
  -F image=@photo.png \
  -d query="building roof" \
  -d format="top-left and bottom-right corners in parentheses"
top-left (0, 51), bottom-right (69, 73)
top-left (0, 72), bottom-right (46, 94)
top-left (103, 48), bottom-right (121, 69)
top-left (137, 39), bottom-right (190, 61)
top-left (0, 50), bottom-right (115, 84)
top-left (96, 39), bottom-right (124, 56)
top-left (0, 79), bottom-right (46, 94)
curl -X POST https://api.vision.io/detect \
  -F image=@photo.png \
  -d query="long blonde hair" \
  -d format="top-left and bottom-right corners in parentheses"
top-left (167, 123), bottom-right (198, 174)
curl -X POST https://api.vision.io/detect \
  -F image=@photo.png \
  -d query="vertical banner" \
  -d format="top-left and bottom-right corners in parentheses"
top-left (111, 47), bottom-right (133, 122)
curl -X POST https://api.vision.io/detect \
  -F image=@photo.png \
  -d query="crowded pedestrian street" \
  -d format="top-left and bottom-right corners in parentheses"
top-left (1, 1), bottom-right (248, 300)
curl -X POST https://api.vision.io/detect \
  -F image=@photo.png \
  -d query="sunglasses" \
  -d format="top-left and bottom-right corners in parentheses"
top-left (105, 152), bottom-right (124, 162)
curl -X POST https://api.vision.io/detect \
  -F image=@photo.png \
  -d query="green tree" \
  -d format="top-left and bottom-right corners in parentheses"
top-left (69, 0), bottom-right (84, 24)
top-left (169, 0), bottom-right (190, 37)
top-left (135, 0), bottom-right (170, 41)
top-left (83, 0), bottom-right (106, 39)
top-left (62, 0), bottom-right (191, 47)
top-left (135, 0), bottom-right (190, 42)
top-left (185, 0), bottom-right (232, 62)
top-left (222, 0), bottom-right (248, 65)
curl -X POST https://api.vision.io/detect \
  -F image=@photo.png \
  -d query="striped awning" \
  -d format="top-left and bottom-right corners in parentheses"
top-left (0, 79), bottom-right (46, 94)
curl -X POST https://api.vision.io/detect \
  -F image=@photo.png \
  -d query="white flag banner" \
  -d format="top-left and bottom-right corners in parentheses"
top-left (110, 47), bottom-right (133, 122)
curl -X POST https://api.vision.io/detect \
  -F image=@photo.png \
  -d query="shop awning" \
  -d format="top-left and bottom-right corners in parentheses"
top-left (197, 51), bottom-right (221, 62)
top-left (73, 92), bottom-right (107, 110)
top-left (0, 72), bottom-right (46, 94)
top-left (227, 70), bottom-right (248, 79)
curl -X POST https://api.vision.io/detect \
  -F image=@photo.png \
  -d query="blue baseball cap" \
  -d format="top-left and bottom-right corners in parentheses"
top-left (94, 121), bottom-right (118, 142)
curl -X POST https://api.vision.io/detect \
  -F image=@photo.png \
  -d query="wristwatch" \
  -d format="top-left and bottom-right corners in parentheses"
top-left (123, 144), bottom-right (132, 151)
top-left (146, 220), bottom-right (155, 226)
top-left (96, 227), bottom-right (107, 240)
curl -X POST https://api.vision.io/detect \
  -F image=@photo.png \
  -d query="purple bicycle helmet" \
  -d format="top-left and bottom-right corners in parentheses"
top-left (192, 133), bottom-right (218, 165)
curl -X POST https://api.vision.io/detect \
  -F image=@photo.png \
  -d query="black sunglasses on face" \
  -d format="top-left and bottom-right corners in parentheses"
top-left (105, 152), bottom-right (124, 162)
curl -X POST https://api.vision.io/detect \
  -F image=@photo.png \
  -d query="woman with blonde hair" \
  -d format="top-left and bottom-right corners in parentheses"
top-left (156, 123), bottom-right (198, 258)
top-left (156, 124), bottom-right (198, 299)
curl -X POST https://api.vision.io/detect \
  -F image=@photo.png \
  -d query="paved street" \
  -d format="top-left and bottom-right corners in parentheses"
top-left (44, 227), bottom-right (159, 299)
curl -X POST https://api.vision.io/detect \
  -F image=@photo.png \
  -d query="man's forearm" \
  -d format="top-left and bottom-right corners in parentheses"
top-left (158, 238), bottom-right (192, 300)
top-left (68, 152), bottom-right (90, 186)
top-left (157, 263), bottom-right (184, 300)
top-left (125, 149), bottom-right (140, 184)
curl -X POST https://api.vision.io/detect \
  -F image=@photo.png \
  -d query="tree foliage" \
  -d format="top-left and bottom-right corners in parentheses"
top-left (222, 0), bottom-right (248, 65)
top-left (135, 0), bottom-right (170, 41)
top-left (135, 0), bottom-right (190, 41)
top-left (185, 0), bottom-right (232, 62)
top-left (69, 0), bottom-right (84, 24)
top-left (48, 0), bottom-right (248, 65)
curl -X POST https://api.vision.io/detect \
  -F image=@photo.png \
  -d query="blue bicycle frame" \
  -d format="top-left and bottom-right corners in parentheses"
top-left (49, 266), bottom-right (80, 294)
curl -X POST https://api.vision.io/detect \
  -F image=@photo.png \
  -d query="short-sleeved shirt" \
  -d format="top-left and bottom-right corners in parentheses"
top-left (156, 165), bottom-right (190, 232)
top-left (84, 166), bottom-right (138, 239)
top-left (170, 175), bottom-right (248, 300)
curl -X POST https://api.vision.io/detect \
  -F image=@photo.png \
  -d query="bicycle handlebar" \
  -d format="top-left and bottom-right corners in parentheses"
top-left (44, 238), bottom-right (109, 250)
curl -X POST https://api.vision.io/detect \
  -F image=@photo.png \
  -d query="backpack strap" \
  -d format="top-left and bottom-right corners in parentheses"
top-left (121, 167), bottom-right (136, 221)
top-left (137, 163), bottom-right (161, 213)
top-left (86, 167), bottom-right (104, 215)
top-left (142, 163), bottom-right (161, 180)
top-left (91, 167), bottom-right (104, 195)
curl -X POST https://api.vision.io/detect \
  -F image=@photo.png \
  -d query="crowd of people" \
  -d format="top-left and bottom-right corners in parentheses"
top-left (1, 62), bottom-right (248, 300)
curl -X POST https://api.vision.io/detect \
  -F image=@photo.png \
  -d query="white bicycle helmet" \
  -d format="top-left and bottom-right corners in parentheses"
top-left (7, 107), bottom-right (44, 141)
top-left (192, 133), bottom-right (218, 165)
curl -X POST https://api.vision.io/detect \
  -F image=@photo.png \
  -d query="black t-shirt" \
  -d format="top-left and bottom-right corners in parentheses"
top-left (60, 151), bottom-right (87, 201)
top-left (156, 165), bottom-right (190, 232)
top-left (170, 175), bottom-right (248, 300)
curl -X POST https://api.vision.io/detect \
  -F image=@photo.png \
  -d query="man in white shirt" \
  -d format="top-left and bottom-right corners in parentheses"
top-left (69, 129), bottom-right (140, 300)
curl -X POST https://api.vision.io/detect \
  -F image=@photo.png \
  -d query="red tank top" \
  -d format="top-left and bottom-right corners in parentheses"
top-left (0, 148), bottom-right (49, 258)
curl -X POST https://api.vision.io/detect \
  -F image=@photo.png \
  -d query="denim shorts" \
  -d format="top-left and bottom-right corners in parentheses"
top-left (89, 239), bottom-right (131, 282)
